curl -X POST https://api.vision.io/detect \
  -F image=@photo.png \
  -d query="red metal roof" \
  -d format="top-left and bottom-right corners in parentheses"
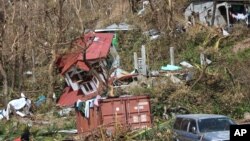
top-left (76, 61), bottom-right (90, 72)
top-left (57, 87), bottom-right (99, 107)
top-left (57, 87), bottom-right (84, 107)
top-left (85, 33), bottom-right (113, 60)
top-left (60, 53), bottom-right (90, 75)
top-left (58, 33), bottom-right (114, 75)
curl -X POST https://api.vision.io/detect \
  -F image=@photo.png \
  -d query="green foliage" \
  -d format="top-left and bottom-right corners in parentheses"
top-left (0, 121), bottom-right (27, 140)
top-left (62, 119), bottom-right (76, 130)
top-left (118, 29), bottom-right (147, 70)
top-left (234, 48), bottom-right (250, 61)
top-left (179, 41), bottom-right (200, 64)
top-left (133, 120), bottom-right (174, 140)
top-left (232, 101), bottom-right (250, 119)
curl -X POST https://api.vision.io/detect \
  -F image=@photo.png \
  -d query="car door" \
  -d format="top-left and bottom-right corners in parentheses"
top-left (178, 118), bottom-right (190, 141)
top-left (173, 117), bottom-right (183, 141)
top-left (185, 119), bottom-right (200, 141)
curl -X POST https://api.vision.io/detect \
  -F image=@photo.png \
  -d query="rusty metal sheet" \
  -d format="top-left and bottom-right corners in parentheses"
top-left (76, 107), bottom-right (99, 134)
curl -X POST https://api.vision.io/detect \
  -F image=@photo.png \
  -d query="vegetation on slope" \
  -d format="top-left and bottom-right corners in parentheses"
top-left (0, 0), bottom-right (249, 140)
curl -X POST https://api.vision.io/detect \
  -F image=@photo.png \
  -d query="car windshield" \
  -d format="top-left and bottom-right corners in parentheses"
top-left (198, 117), bottom-right (233, 133)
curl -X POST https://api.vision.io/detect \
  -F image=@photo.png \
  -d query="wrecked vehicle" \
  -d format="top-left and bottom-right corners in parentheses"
top-left (173, 114), bottom-right (235, 141)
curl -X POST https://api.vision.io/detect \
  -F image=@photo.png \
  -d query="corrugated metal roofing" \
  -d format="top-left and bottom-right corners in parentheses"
top-left (60, 53), bottom-right (81, 75)
top-left (83, 33), bottom-right (113, 60)
top-left (76, 61), bottom-right (90, 72)
top-left (57, 87), bottom-right (99, 107)
top-left (58, 33), bottom-right (113, 75)
top-left (57, 87), bottom-right (83, 107)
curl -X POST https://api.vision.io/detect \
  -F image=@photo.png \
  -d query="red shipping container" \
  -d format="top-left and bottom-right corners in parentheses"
top-left (76, 106), bottom-right (100, 133)
top-left (76, 95), bottom-right (152, 134)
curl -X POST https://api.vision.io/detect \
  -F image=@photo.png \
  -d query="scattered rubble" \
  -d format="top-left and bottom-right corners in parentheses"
top-left (58, 108), bottom-right (74, 117)
top-left (143, 28), bottom-right (161, 40)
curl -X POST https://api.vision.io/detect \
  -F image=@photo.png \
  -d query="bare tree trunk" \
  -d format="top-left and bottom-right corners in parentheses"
top-left (167, 0), bottom-right (173, 30)
top-left (31, 47), bottom-right (36, 83)
top-left (129, 0), bottom-right (138, 13)
top-left (88, 0), bottom-right (95, 13)
top-left (11, 43), bottom-right (17, 90)
top-left (0, 24), bottom-right (8, 105)
top-left (47, 0), bottom-right (64, 104)
top-left (71, 0), bottom-right (83, 31)
top-left (47, 48), bottom-right (56, 104)
top-left (18, 48), bottom-right (25, 92)
top-left (0, 61), bottom-right (8, 106)
top-left (148, 0), bottom-right (154, 12)
top-left (0, 0), bottom-right (8, 106)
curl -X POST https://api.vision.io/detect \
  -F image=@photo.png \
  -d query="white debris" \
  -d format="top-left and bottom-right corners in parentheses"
top-left (4, 93), bottom-right (32, 120)
top-left (58, 108), bottom-right (73, 116)
top-left (222, 28), bottom-right (230, 36)
top-left (58, 129), bottom-right (78, 134)
top-left (170, 75), bottom-right (183, 84)
top-left (206, 58), bottom-right (212, 65)
top-left (180, 61), bottom-right (193, 68)
top-left (24, 71), bottom-right (33, 75)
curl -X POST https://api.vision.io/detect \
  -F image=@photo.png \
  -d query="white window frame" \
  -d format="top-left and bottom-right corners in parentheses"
top-left (93, 77), bottom-right (99, 87)
top-left (80, 81), bottom-right (97, 95)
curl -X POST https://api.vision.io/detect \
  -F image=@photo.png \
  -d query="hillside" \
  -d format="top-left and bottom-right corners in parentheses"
top-left (0, 0), bottom-right (249, 140)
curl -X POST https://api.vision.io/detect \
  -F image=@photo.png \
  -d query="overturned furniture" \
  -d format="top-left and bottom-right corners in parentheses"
top-left (76, 95), bottom-right (152, 135)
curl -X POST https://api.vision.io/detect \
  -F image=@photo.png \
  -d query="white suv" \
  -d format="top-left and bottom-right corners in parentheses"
top-left (173, 114), bottom-right (235, 141)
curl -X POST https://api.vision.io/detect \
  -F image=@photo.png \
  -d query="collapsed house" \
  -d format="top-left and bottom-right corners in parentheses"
top-left (184, 0), bottom-right (250, 27)
top-left (56, 32), bottom-right (119, 107)
top-left (56, 32), bottom-right (151, 134)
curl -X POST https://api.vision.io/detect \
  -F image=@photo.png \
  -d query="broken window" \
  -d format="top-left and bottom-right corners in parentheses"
top-left (83, 82), bottom-right (93, 91)
top-left (80, 81), bottom-right (96, 95)
top-left (180, 119), bottom-right (189, 131)
top-left (68, 67), bottom-right (93, 83)
top-left (93, 77), bottom-right (99, 86)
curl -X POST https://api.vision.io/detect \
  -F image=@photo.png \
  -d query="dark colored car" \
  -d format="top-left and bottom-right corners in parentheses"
top-left (173, 114), bottom-right (235, 141)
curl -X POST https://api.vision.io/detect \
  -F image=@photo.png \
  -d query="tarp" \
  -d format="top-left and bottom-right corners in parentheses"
top-left (161, 65), bottom-right (182, 71)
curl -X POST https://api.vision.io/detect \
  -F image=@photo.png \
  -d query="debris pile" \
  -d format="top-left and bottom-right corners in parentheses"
top-left (0, 93), bottom-right (33, 121)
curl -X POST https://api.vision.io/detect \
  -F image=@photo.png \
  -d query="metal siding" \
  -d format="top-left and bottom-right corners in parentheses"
top-left (76, 96), bottom-right (152, 135)
top-left (99, 96), bottom-right (151, 132)
top-left (76, 107), bottom-right (98, 134)
top-left (125, 96), bottom-right (152, 129)
top-left (100, 99), bottom-right (126, 126)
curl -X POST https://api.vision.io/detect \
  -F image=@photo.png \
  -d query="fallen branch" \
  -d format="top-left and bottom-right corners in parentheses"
top-left (191, 65), bottom-right (208, 89)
